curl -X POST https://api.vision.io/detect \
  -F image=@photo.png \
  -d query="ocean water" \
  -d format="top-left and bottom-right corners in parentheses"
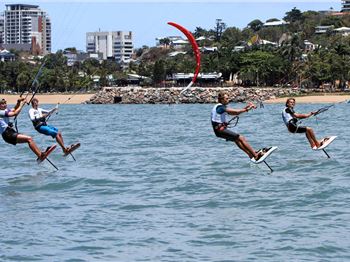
top-left (0, 103), bottom-right (349, 261)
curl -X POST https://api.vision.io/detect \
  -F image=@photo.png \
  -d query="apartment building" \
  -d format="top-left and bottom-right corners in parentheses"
top-left (342, 0), bottom-right (350, 12)
top-left (86, 31), bottom-right (133, 63)
top-left (0, 15), bottom-right (4, 45)
top-left (3, 4), bottom-right (51, 54)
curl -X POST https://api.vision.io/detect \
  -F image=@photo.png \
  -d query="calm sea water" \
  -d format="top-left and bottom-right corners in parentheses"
top-left (0, 103), bottom-right (349, 261)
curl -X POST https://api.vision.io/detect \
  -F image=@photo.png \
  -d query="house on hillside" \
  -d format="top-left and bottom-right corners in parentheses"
top-left (315, 25), bottom-right (334, 34)
top-left (334, 26), bottom-right (350, 36)
top-left (303, 40), bottom-right (317, 52)
top-left (168, 51), bottom-right (187, 57)
top-left (168, 72), bottom-right (222, 86)
top-left (263, 20), bottom-right (289, 27)
top-left (200, 46), bottom-right (218, 53)
top-left (0, 49), bottom-right (15, 62)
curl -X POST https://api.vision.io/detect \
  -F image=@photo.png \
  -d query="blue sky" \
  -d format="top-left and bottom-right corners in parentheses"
top-left (3, 1), bottom-right (341, 51)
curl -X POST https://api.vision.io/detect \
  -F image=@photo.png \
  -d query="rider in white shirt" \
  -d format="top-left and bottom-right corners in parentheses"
top-left (29, 98), bottom-right (70, 154)
top-left (211, 92), bottom-right (266, 161)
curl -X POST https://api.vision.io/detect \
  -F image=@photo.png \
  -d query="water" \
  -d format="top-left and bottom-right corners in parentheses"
top-left (0, 103), bottom-right (349, 261)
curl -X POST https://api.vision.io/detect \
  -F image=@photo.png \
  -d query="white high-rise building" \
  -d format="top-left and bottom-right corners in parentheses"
top-left (4, 4), bottom-right (51, 54)
top-left (0, 15), bottom-right (4, 45)
top-left (342, 0), bottom-right (350, 12)
top-left (86, 31), bottom-right (133, 63)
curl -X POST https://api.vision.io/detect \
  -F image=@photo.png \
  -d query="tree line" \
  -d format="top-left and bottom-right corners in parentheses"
top-left (136, 8), bottom-right (350, 90)
top-left (0, 51), bottom-right (125, 94)
top-left (1, 8), bottom-right (350, 93)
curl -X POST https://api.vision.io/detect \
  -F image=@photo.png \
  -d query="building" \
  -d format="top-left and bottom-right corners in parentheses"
top-left (3, 4), bottom-right (51, 55)
top-left (263, 20), bottom-right (289, 27)
top-left (0, 49), bottom-right (15, 62)
top-left (0, 15), bottom-right (4, 45)
top-left (342, 0), bottom-right (350, 12)
top-left (156, 36), bottom-right (182, 47)
top-left (334, 26), bottom-right (350, 35)
top-left (303, 40), bottom-right (317, 52)
top-left (315, 25), bottom-right (334, 34)
top-left (63, 50), bottom-right (103, 66)
top-left (169, 72), bottom-right (222, 86)
top-left (86, 31), bottom-right (133, 63)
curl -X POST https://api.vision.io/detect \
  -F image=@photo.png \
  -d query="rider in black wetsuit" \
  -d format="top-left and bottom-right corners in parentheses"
top-left (282, 97), bottom-right (325, 149)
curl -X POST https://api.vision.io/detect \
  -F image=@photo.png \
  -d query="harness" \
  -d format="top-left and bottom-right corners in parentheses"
top-left (214, 115), bottom-right (240, 131)
top-left (32, 117), bottom-right (47, 130)
top-left (213, 122), bottom-right (228, 132)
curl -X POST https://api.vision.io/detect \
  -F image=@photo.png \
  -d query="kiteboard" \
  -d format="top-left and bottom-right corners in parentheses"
top-left (37, 144), bottom-right (58, 170)
top-left (64, 143), bottom-right (80, 156)
top-left (37, 144), bottom-right (57, 163)
top-left (250, 146), bottom-right (278, 164)
top-left (312, 136), bottom-right (337, 150)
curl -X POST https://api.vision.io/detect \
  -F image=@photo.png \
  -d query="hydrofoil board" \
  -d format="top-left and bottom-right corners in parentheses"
top-left (250, 146), bottom-right (278, 164)
top-left (64, 143), bottom-right (80, 157)
top-left (312, 136), bottom-right (337, 150)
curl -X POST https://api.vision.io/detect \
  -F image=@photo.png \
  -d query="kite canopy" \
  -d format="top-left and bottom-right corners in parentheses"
top-left (168, 22), bottom-right (201, 93)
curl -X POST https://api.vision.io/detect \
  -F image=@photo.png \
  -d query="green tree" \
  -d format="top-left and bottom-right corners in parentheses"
top-left (248, 19), bottom-right (263, 32)
top-left (284, 7), bottom-right (303, 23)
top-left (193, 27), bottom-right (209, 38)
top-left (240, 51), bottom-right (285, 86)
top-left (153, 60), bottom-right (166, 84)
top-left (16, 70), bottom-right (31, 93)
top-left (221, 27), bottom-right (243, 49)
top-left (279, 33), bottom-right (302, 62)
top-left (266, 18), bottom-right (280, 23)
top-left (214, 19), bottom-right (226, 42)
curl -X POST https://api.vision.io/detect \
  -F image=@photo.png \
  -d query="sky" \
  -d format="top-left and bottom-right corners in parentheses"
top-left (2, 0), bottom-right (341, 51)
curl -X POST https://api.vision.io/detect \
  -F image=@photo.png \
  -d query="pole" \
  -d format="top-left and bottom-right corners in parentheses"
top-left (322, 149), bottom-right (331, 158)
top-left (264, 161), bottom-right (273, 172)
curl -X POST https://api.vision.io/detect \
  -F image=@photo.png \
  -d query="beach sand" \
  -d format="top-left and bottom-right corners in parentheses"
top-left (0, 93), bottom-right (95, 104)
top-left (1, 93), bottom-right (349, 105)
top-left (266, 94), bottom-right (350, 104)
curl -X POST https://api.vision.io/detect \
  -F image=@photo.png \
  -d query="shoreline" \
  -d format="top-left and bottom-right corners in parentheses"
top-left (1, 92), bottom-right (349, 105)
top-left (0, 93), bottom-right (95, 104)
top-left (265, 94), bottom-right (350, 104)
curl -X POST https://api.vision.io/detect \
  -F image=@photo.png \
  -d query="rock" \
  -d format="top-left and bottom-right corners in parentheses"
top-left (86, 86), bottom-right (302, 104)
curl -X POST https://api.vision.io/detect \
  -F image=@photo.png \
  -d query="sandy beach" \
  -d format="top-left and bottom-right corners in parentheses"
top-left (1, 93), bottom-right (349, 105)
top-left (0, 93), bottom-right (95, 104)
top-left (266, 94), bottom-right (350, 104)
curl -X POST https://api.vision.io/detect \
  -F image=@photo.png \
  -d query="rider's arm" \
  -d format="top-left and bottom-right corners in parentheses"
top-left (293, 112), bottom-right (314, 119)
top-left (7, 100), bottom-right (26, 117)
top-left (226, 102), bottom-right (256, 116)
top-left (226, 107), bottom-right (246, 115)
top-left (13, 98), bottom-right (24, 110)
top-left (40, 108), bottom-right (50, 118)
top-left (8, 97), bottom-right (26, 117)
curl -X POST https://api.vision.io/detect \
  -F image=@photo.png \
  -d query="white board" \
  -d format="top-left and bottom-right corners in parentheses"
top-left (250, 146), bottom-right (278, 164)
top-left (313, 136), bottom-right (337, 150)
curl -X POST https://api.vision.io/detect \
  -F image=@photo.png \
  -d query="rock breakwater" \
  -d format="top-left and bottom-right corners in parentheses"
top-left (86, 86), bottom-right (302, 104)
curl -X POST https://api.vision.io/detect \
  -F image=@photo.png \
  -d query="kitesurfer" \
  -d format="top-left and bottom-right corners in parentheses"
top-left (211, 92), bottom-right (266, 160)
top-left (282, 97), bottom-right (327, 148)
top-left (28, 98), bottom-right (71, 154)
top-left (0, 97), bottom-right (48, 160)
